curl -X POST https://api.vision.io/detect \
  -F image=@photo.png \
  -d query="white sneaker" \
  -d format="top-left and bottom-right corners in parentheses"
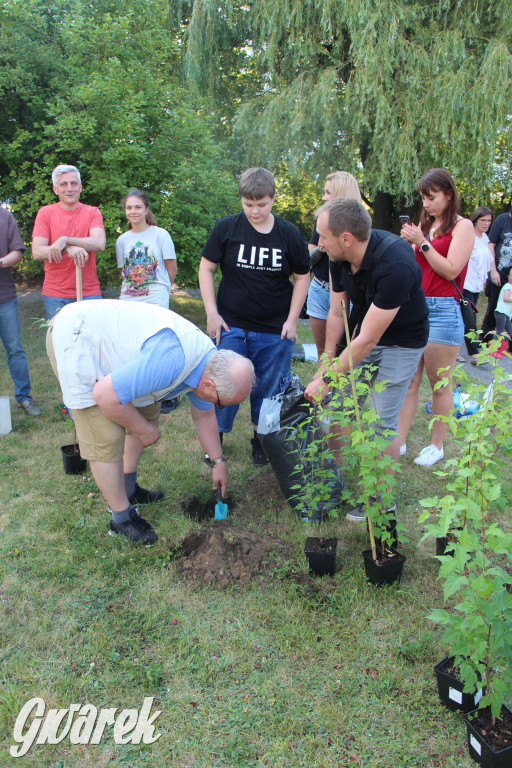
top-left (399, 444), bottom-right (407, 456)
top-left (413, 445), bottom-right (444, 466)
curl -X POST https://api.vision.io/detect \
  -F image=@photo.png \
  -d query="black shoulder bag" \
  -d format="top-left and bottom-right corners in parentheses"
top-left (336, 234), bottom-right (397, 355)
top-left (451, 279), bottom-right (478, 327)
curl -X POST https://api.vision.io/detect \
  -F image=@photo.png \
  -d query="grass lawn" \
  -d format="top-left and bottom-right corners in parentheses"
top-left (0, 292), bottom-right (509, 768)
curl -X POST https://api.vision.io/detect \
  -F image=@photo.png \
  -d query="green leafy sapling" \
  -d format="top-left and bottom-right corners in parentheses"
top-left (420, 356), bottom-right (512, 725)
top-left (290, 370), bottom-right (347, 535)
top-left (322, 300), bottom-right (405, 561)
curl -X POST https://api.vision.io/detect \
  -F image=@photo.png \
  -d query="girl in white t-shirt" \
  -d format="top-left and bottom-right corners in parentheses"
top-left (117, 188), bottom-right (179, 413)
top-left (116, 189), bottom-right (177, 309)
top-left (495, 267), bottom-right (512, 337)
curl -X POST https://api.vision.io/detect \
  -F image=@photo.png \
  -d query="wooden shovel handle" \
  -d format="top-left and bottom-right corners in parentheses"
top-left (76, 265), bottom-right (83, 302)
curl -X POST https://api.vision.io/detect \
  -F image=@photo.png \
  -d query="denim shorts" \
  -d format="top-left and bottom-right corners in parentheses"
top-left (425, 296), bottom-right (464, 346)
top-left (306, 277), bottom-right (330, 320)
top-left (215, 326), bottom-right (294, 431)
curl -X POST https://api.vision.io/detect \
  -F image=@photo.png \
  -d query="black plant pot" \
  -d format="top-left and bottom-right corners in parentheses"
top-left (465, 705), bottom-right (512, 767)
top-left (61, 444), bottom-right (87, 475)
top-left (362, 547), bottom-right (405, 586)
top-left (436, 536), bottom-right (450, 556)
top-left (304, 537), bottom-right (337, 576)
top-left (434, 656), bottom-right (483, 713)
top-left (436, 527), bottom-right (464, 556)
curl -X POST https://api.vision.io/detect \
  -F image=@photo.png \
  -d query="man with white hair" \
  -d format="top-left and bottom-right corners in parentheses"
top-left (47, 300), bottom-right (255, 544)
top-left (32, 164), bottom-right (105, 318)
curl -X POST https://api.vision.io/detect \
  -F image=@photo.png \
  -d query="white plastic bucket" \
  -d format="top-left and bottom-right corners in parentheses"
top-left (0, 396), bottom-right (12, 435)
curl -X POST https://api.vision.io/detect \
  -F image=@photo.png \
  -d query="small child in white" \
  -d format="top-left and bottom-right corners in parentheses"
top-left (495, 267), bottom-right (512, 335)
top-left (493, 266), bottom-right (512, 358)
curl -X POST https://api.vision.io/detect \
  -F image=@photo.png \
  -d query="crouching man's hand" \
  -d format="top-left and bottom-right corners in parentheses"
top-left (133, 421), bottom-right (161, 448)
top-left (212, 460), bottom-right (229, 496)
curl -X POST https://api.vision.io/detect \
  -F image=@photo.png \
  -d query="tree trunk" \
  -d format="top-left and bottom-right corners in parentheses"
top-left (371, 191), bottom-right (418, 234)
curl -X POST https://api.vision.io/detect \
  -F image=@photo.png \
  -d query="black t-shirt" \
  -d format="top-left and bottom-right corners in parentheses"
top-left (329, 230), bottom-right (429, 348)
top-left (488, 212), bottom-right (512, 277)
top-left (202, 212), bottom-right (310, 333)
top-left (309, 224), bottom-right (330, 282)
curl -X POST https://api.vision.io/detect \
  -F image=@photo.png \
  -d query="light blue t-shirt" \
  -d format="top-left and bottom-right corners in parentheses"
top-left (110, 328), bottom-right (214, 411)
top-left (496, 282), bottom-right (512, 319)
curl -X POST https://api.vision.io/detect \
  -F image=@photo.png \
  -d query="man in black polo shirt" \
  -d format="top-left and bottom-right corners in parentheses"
top-left (305, 198), bottom-right (428, 520)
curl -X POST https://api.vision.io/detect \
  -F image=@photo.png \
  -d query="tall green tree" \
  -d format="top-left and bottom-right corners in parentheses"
top-left (179, 0), bottom-right (512, 226)
top-left (0, 0), bottom-right (239, 286)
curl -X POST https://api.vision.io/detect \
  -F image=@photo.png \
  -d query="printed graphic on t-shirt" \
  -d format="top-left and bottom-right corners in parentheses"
top-left (236, 244), bottom-right (283, 271)
top-left (121, 242), bottom-right (157, 297)
top-left (497, 233), bottom-right (512, 271)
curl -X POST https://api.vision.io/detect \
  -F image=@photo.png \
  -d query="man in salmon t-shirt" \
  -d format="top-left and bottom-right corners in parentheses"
top-left (32, 165), bottom-right (106, 319)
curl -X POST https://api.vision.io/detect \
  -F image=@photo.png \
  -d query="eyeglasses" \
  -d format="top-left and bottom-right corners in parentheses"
top-left (215, 388), bottom-right (225, 410)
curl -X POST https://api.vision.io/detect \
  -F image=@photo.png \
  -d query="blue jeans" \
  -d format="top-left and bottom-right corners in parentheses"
top-left (0, 297), bottom-right (32, 402)
top-left (43, 294), bottom-right (103, 320)
top-left (215, 326), bottom-right (294, 431)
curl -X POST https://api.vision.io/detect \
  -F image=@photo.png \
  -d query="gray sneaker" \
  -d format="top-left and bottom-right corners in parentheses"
top-left (18, 399), bottom-right (41, 416)
top-left (346, 502), bottom-right (367, 522)
top-left (346, 501), bottom-right (396, 522)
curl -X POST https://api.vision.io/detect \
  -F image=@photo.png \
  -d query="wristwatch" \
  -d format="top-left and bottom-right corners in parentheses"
top-left (211, 456), bottom-right (226, 465)
top-left (420, 241), bottom-right (430, 252)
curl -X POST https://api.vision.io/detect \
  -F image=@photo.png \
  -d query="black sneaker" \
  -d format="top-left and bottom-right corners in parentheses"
top-left (251, 435), bottom-right (268, 467)
top-left (160, 397), bottom-right (181, 414)
top-left (129, 483), bottom-right (164, 505)
top-left (108, 508), bottom-right (158, 545)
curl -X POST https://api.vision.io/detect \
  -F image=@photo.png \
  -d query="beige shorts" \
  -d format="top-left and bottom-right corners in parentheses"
top-left (47, 325), bottom-right (161, 462)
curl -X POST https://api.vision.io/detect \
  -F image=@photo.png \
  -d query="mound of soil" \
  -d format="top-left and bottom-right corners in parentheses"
top-left (175, 520), bottom-right (293, 586)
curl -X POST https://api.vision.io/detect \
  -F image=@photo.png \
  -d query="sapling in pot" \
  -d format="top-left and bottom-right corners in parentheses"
top-left (327, 301), bottom-right (406, 580)
top-left (419, 361), bottom-right (512, 760)
top-left (61, 422), bottom-right (87, 475)
top-left (291, 391), bottom-right (344, 575)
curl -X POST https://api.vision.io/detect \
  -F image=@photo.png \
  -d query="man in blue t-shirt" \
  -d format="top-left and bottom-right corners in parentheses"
top-left (47, 300), bottom-right (254, 544)
top-left (305, 198), bottom-right (428, 522)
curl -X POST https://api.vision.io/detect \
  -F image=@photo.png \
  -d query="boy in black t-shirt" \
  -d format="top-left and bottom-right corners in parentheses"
top-left (199, 167), bottom-right (310, 465)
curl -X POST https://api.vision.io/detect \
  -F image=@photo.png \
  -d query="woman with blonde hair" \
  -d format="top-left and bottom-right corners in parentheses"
top-left (307, 171), bottom-right (362, 356)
